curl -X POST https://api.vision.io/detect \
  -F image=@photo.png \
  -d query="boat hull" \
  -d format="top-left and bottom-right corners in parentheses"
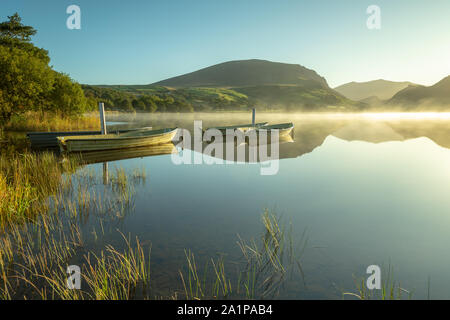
top-left (204, 122), bottom-right (268, 135)
top-left (254, 123), bottom-right (294, 137)
top-left (58, 128), bottom-right (178, 152)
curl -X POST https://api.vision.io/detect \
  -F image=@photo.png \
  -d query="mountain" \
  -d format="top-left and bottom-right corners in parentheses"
top-left (152, 59), bottom-right (328, 88)
top-left (151, 59), bottom-right (360, 111)
top-left (387, 76), bottom-right (450, 109)
top-left (334, 80), bottom-right (415, 101)
top-left (358, 95), bottom-right (384, 107)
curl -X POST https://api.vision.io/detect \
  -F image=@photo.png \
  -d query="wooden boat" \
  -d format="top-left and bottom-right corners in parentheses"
top-left (58, 128), bottom-right (178, 152)
top-left (253, 123), bottom-right (294, 137)
top-left (27, 127), bottom-right (151, 149)
top-left (204, 122), bottom-right (268, 134)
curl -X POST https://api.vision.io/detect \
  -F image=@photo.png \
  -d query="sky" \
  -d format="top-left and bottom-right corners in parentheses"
top-left (1, 0), bottom-right (449, 87)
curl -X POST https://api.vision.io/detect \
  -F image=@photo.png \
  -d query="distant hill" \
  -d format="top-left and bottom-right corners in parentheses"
top-left (387, 76), bottom-right (450, 109)
top-left (358, 95), bottom-right (384, 107)
top-left (334, 80), bottom-right (415, 101)
top-left (152, 59), bottom-right (328, 88)
top-left (87, 60), bottom-right (368, 112)
top-left (150, 59), bottom-right (360, 111)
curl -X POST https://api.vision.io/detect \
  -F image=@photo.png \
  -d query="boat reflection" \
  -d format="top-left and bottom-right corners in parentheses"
top-left (175, 133), bottom-right (296, 163)
top-left (74, 143), bottom-right (177, 165)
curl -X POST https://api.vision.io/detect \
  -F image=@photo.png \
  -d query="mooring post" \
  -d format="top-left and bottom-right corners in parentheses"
top-left (252, 108), bottom-right (256, 126)
top-left (103, 162), bottom-right (109, 185)
top-left (99, 102), bottom-right (107, 135)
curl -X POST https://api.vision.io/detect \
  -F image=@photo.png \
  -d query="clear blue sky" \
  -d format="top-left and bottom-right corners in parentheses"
top-left (2, 0), bottom-right (449, 87)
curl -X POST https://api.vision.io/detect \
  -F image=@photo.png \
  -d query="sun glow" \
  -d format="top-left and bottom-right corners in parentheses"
top-left (361, 112), bottom-right (450, 120)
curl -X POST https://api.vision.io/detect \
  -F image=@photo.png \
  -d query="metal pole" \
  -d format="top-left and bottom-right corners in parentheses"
top-left (99, 102), bottom-right (107, 135)
top-left (252, 108), bottom-right (256, 126)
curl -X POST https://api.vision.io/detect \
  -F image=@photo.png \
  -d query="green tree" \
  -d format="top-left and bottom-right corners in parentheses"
top-left (47, 72), bottom-right (87, 116)
top-left (0, 46), bottom-right (54, 124)
top-left (0, 13), bottom-right (48, 61)
top-left (132, 98), bottom-right (146, 111)
top-left (0, 13), bottom-right (36, 41)
top-left (0, 13), bottom-right (88, 124)
top-left (119, 98), bottom-right (134, 112)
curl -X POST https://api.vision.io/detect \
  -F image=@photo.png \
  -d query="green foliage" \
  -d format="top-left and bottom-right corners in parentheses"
top-left (0, 45), bottom-right (54, 124)
top-left (0, 13), bottom-right (89, 125)
top-left (87, 82), bottom-right (361, 113)
top-left (0, 13), bottom-right (49, 63)
top-left (82, 85), bottom-right (195, 113)
top-left (47, 72), bottom-right (88, 115)
top-left (0, 13), bottom-right (36, 42)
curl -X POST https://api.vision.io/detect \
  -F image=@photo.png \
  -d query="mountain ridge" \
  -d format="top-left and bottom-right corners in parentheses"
top-left (152, 59), bottom-right (329, 88)
top-left (149, 59), bottom-right (360, 111)
top-left (334, 79), bottom-right (416, 101)
top-left (387, 75), bottom-right (450, 109)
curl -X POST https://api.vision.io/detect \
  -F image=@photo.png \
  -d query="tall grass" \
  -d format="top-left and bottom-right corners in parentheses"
top-left (0, 163), bottom-right (145, 299)
top-left (4, 111), bottom-right (101, 132)
top-left (0, 151), bottom-right (78, 226)
top-left (179, 210), bottom-right (307, 300)
top-left (342, 264), bottom-right (413, 300)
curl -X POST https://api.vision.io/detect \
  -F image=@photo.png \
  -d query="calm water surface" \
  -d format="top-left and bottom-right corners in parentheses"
top-left (74, 113), bottom-right (450, 299)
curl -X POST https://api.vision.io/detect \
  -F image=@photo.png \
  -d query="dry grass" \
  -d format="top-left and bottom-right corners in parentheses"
top-left (0, 152), bottom-right (79, 227)
top-left (179, 210), bottom-right (307, 300)
top-left (4, 112), bottom-right (101, 132)
top-left (0, 164), bottom-right (144, 300)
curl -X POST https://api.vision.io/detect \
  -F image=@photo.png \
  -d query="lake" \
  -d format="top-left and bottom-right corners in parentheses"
top-left (66, 112), bottom-right (450, 299)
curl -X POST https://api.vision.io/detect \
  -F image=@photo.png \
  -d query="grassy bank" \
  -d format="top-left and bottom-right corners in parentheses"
top-left (0, 151), bottom-right (78, 227)
top-left (4, 112), bottom-right (101, 132)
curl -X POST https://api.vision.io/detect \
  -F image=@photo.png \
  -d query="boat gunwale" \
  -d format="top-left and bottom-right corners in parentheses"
top-left (255, 122), bottom-right (294, 130)
top-left (57, 128), bottom-right (178, 143)
top-left (205, 122), bottom-right (269, 131)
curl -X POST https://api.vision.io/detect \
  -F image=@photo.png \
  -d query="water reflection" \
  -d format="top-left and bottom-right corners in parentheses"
top-left (75, 143), bottom-right (177, 164)
top-left (62, 113), bottom-right (450, 299)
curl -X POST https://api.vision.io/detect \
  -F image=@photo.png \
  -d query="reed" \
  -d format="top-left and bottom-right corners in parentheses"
top-left (179, 210), bottom-right (307, 300)
top-left (82, 234), bottom-right (152, 300)
top-left (4, 112), bottom-right (101, 132)
top-left (0, 163), bottom-right (144, 299)
top-left (0, 151), bottom-right (79, 227)
top-left (342, 264), bottom-right (413, 300)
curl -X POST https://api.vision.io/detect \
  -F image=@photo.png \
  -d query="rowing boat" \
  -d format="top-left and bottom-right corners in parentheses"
top-left (57, 128), bottom-right (178, 152)
top-left (27, 127), bottom-right (152, 149)
top-left (204, 122), bottom-right (268, 134)
top-left (254, 123), bottom-right (294, 137)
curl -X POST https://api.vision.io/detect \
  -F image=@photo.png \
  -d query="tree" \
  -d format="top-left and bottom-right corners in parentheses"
top-left (0, 46), bottom-right (54, 124)
top-left (0, 13), bottom-right (48, 61)
top-left (119, 98), bottom-right (134, 112)
top-left (0, 13), bottom-right (88, 124)
top-left (140, 96), bottom-right (158, 112)
top-left (132, 98), bottom-right (146, 111)
top-left (47, 72), bottom-right (87, 116)
top-left (0, 13), bottom-right (36, 41)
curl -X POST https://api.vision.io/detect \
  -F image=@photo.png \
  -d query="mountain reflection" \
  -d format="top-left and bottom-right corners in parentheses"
top-left (102, 113), bottom-right (450, 162)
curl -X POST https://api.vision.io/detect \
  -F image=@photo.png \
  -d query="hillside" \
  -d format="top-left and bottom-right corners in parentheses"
top-left (387, 76), bottom-right (450, 109)
top-left (334, 80), bottom-right (415, 101)
top-left (87, 60), bottom-right (360, 112)
top-left (152, 59), bottom-right (329, 88)
top-left (150, 59), bottom-right (360, 111)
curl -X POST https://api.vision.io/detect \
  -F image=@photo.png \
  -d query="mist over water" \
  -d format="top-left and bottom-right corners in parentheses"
top-left (95, 112), bottom-right (450, 298)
